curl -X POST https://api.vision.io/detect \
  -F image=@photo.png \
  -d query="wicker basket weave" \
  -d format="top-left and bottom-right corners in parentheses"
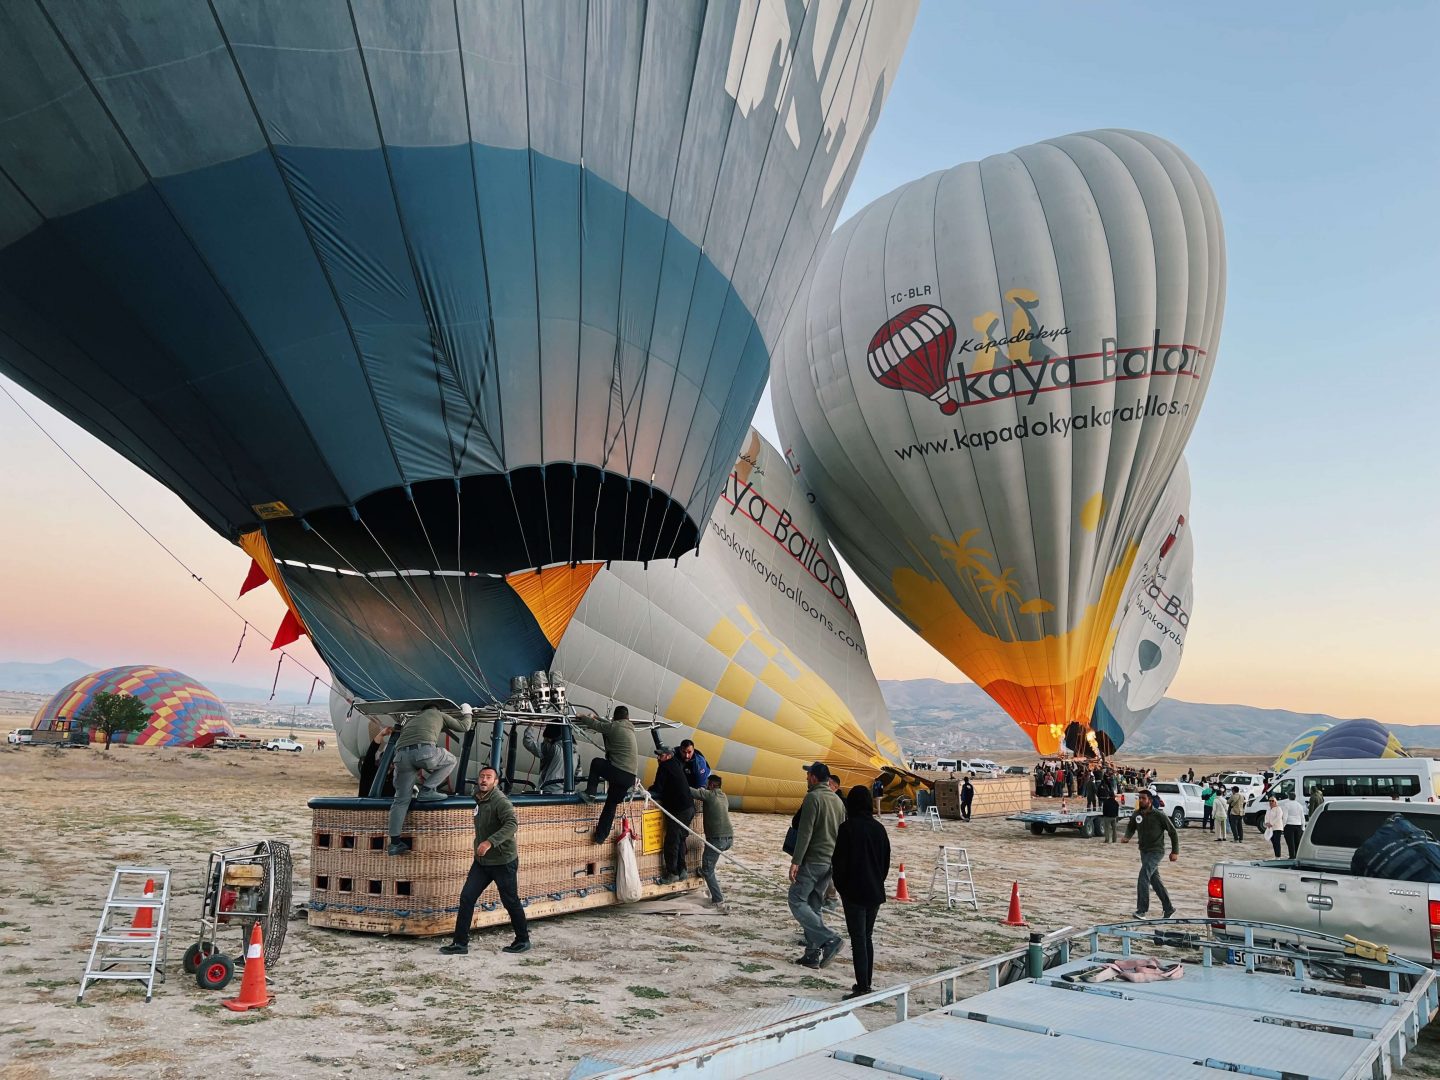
top-left (308, 797), bottom-right (697, 935)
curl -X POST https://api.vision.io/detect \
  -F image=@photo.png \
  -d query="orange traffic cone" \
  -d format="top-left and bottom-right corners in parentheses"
top-left (222, 924), bottom-right (273, 1011)
top-left (894, 863), bottom-right (912, 902)
top-left (896, 808), bottom-right (908, 829)
top-left (128, 878), bottom-right (156, 937)
top-left (999, 881), bottom-right (1028, 926)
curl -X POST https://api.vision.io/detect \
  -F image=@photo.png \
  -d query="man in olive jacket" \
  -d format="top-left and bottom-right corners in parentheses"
top-left (577, 705), bottom-right (639, 844)
top-left (441, 765), bottom-right (530, 954)
top-left (1122, 789), bottom-right (1179, 919)
top-left (387, 703), bottom-right (472, 856)
top-left (789, 762), bottom-right (846, 968)
top-left (692, 774), bottom-right (734, 905)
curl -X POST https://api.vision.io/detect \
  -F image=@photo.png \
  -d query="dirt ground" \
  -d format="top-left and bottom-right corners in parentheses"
top-left (3, 737), bottom-right (1438, 1080)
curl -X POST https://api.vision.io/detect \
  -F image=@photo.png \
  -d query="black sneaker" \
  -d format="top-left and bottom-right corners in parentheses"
top-left (502, 939), bottom-right (531, 954)
top-left (387, 840), bottom-right (412, 856)
top-left (795, 952), bottom-right (821, 969)
top-left (819, 936), bottom-right (843, 968)
top-left (658, 874), bottom-right (677, 885)
top-left (439, 942), bottom-right (468, 955)
top-left (1133, 910), bottom-right (1148, 920)
top-left (1161, 906), bottom-right (1177, 919)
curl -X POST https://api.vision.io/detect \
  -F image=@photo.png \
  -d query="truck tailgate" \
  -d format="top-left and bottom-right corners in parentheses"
top-left (1217, 861), bottom-right (1321, 939)
top-left (1315, 873), bottom-right (1437, 963)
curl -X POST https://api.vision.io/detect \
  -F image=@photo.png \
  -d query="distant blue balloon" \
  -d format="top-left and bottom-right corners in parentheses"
top-left (1307, 718), bottom-right (1405, 760)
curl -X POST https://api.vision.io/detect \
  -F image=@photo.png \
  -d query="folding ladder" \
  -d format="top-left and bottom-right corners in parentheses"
top-left (927, 846), bottom-right (978, 910)
top-left (924, 806), bottom-right (943, 831)
top-left (77, 866), bottom-right (170, 1003)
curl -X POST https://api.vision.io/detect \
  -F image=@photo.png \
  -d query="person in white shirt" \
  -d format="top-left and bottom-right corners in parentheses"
top-left (1280, 794), bottom-right (1307, 858)
top-left (1262, 797), bottom-right (1286, 857)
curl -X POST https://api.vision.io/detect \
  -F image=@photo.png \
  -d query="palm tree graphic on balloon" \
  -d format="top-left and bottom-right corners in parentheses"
top-left (931, 530), bottom-right (1049, 641)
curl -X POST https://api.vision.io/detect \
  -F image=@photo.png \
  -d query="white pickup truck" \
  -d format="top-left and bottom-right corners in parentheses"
top-left (1208, 798), bottom-right (1440, 965)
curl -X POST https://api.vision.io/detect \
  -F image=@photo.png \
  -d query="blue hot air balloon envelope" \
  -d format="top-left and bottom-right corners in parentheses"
top-left (1307, 718), bottom-right (1407, 761)
top-left (0, 0), bottom-right (916, 704)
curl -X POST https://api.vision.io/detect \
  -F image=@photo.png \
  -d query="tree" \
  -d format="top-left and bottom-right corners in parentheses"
top-left (78, 691), bottom-right (151, 751)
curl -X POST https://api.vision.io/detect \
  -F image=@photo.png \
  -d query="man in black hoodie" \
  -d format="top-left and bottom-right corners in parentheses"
top-left (650, 745), bottom-right (695, 883)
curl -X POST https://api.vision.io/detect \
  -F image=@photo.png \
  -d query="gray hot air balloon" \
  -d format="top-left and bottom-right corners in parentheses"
top-left (0, 0), bottom-right (916, 707)
top-left (774, 130), bottom-right (1224, 754)
top-left (1090, 459), bottom-right (1195, 754)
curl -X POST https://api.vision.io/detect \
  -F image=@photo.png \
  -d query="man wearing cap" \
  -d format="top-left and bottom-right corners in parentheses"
top-left (650, 744), bottom-right (696, 883)
top-left (576, 705), bottom-right (639, 844)
top-left (1122, 788), bottom-right (1179, 919)
top-left (789, 762), bottom-right (846, 969)
top-left (387, 702), bottom-right (472, 856)
top-left (691, 774), bottom-right (733, 905)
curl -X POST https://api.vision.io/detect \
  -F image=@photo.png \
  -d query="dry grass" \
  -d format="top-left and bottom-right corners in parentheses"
top-left (1, 743), bottom-right (1437, 1078)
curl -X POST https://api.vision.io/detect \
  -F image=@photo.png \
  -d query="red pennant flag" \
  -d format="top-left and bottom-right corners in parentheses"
top-left (239, 558), bottom-right (269, 597)
top-left (271, 609), bottom-right (304, 650)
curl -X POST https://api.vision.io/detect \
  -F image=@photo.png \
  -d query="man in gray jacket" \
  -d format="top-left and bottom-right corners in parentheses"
top-left (388, 703), bottom-right (472, 856)
top-left (789, 761), bottom-right (845, 968)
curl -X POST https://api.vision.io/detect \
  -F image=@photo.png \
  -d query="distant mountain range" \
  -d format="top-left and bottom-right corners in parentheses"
top-left (880, 678), bottom-right (1440, 756)
top-left (0, 658), bottom-right (321, 706)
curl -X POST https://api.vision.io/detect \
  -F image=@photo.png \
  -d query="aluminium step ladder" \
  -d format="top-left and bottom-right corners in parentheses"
top-left (924, 806), bottom-right (943, 831)
top-left (927, 845), bottom-right (978, 910)
top-left (78, 866), bottom-right (171, 1003)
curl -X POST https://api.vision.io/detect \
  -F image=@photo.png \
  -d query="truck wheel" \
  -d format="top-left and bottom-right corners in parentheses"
top-left (1172, 808), bottom-right (1186, 828)
top-left (1043, 824), bottom-right (1058, 834)
top-left (1030, 822), bottom-right (1044, 836)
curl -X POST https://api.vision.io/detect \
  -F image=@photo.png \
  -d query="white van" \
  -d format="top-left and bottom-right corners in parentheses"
top-left (935, 758), bottom-right (959, 772)
top-left (1244, 757), bottom-right (1440, 826)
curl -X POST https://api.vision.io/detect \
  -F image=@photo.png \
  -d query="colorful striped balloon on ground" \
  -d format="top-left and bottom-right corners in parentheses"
top-left (32, 665), bottom-right (236, 747)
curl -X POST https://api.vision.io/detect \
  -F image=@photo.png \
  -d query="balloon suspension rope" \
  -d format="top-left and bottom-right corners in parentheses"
top-left (1, 381), bottom-right (336, 698)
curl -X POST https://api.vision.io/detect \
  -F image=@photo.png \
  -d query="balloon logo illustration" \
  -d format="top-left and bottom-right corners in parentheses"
top-left (1136, 640), bottom-right (1163, 673)
top-left (866, 305), bottom-right (958, 413)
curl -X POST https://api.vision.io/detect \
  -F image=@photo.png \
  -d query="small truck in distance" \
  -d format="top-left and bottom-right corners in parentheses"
top-left (1209, 798), bottom-right (1440, 966)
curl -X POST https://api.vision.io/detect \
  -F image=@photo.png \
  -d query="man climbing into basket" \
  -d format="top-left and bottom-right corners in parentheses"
top-left (440, 765), bottom-right (530, 955)
top-left (575, 704), bottom-right (639, 844)
top-left (387, 703), bottom-right (472, 857)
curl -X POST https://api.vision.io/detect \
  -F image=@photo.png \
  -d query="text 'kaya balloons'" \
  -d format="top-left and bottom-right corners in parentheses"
top-left (1089, 460), bottom-right (1194, 754)
top-left (775, 130), bottom-right (1224, 753)
top-left (0, 1), bottom-right (916, 705)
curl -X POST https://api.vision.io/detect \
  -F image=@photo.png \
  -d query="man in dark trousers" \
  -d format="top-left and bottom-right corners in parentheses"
top-left (1122, 789), bottom-right (1179, 919)
top-left (691, 773), bottom-right (733, 905)
top-left (650, 745), bottom-right (695, 883)
top-left (959, 775), bottom-right (975, 822)
top-left (832, 784), bottom-right (891, 999)
top-left (440, 765), bottom-right (530, 955)
top-left (576, 705), bottom-right (638, 844)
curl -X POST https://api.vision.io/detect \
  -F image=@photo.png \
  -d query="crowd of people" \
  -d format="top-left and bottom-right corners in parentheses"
top-left (363, 702), bottom-right (1321, 997)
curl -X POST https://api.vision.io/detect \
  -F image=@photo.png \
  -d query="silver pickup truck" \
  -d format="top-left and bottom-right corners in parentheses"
top-left (1208, 798), bottom-right (1440, 965)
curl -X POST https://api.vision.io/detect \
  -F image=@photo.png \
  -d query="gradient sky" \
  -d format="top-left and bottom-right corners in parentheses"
top-left (1, 1), bottom-right (1436, 723)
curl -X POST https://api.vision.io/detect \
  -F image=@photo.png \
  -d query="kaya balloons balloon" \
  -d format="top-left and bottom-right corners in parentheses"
top-left (774, 130), bottom-right (1224, 753)
top-left (0, 0), bottom-right (916, 706)
top-left (1089, 459), bottom-right (1194, 754)
top-left (555, 429), bottom-right (910, 811)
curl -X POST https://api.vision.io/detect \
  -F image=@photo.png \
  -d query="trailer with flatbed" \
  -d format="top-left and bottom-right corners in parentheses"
top-left (1007, 808), bottom-right (1103, 837)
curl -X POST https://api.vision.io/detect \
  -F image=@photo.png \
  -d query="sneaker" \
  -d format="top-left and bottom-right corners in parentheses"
top-left (658, 874), bottom-right (677, 885)
top-left (416, 789), bottom-right (446, 802)
top-left (580, 790), bottom-right (601, 804)
top-left (386, 840), bottom-right (412, 856)
top-left (795, 952), bottom-right (821, 969)
top-left (842, 987), bottom-right (872, 1000)
top-left (502, 939), bottom-right (532, 954)
top-left (819, 936), bottom-right (843, 968)
top-left (1161, 906), bottom-right (1177, 919)
top-left (439, 942), bottom-right (468, 955)
top-left (1133, 910), bottom-right (1148, 920)
top-left (703, 896), bottom-right (724, 907)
